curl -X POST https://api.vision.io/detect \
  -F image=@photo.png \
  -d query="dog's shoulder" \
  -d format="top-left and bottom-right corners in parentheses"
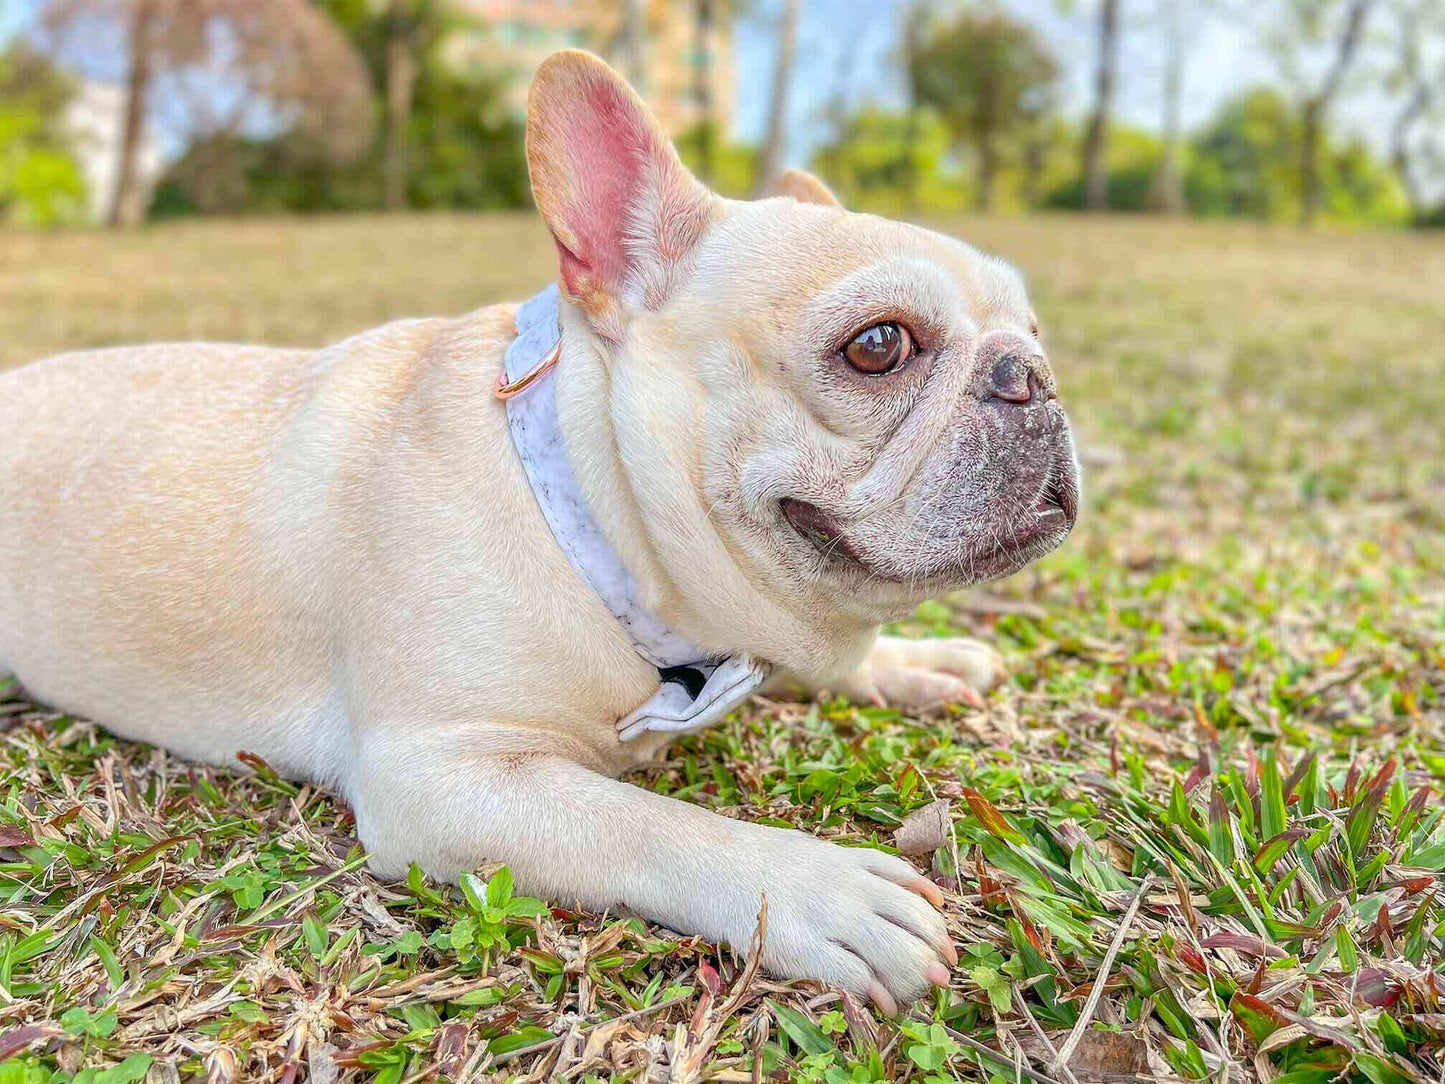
top-left (441, 300), bottom-right (521, 360)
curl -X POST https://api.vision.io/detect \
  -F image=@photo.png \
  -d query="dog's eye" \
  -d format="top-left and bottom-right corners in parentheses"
top-left (842, 322), bottom-right (913, 375)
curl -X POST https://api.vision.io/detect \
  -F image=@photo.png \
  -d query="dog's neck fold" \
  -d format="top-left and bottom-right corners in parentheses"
top-left (502, 284), bottom-right (767, 741)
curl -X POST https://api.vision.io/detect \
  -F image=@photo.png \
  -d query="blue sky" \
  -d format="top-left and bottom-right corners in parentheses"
top-left (0, 0), bottom-right (38, 43)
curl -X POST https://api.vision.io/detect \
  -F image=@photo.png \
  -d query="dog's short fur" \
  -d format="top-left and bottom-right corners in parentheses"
top-left (0, 52), bottom-right (1078, 1013)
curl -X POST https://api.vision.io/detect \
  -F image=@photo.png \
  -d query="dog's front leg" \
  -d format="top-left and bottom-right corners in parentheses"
top-left (769, 635), bottom-right (1007, 710)
top-left (353, 729), bottom-right (955, 1014)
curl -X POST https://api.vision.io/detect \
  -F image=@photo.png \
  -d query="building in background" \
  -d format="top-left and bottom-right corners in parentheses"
top-left (454, 0), bottom-right (733, 138)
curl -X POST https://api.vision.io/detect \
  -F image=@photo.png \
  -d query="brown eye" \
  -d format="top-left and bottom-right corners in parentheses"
top-left (842, 322), bottom-right (913, 375)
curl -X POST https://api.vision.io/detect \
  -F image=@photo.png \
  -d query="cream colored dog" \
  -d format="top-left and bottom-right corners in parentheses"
top-left (0, 52), bottom-right (1077, 1014)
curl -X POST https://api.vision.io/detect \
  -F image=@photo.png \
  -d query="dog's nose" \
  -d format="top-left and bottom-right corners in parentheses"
top-left (987, 353), bottom-right (1054, 405)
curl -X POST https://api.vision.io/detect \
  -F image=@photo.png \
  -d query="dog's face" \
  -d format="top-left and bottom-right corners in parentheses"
top-left (677, 198), bottom-right (1078, 604)
top-left (527, 52), bottom-right (1077, 629)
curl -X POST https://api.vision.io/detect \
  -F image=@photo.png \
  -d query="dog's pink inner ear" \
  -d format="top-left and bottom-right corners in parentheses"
top-left (528, 52), bottom-right (710, 327)
top-left (553, 81), bottom-right (654, 298)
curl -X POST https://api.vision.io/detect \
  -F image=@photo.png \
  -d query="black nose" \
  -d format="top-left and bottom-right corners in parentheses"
top-left (988, 354), bottom-right (1051, 405)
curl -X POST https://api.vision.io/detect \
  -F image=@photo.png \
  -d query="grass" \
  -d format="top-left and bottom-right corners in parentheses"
top-left (2, 212), bottom-right (1443, 1083)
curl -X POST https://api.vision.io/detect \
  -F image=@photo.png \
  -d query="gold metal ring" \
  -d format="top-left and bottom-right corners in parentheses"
top-left (494, 342), bottom-right (560, 401)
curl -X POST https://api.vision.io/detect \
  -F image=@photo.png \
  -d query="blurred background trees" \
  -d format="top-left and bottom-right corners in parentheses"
top-left (0, 46), bottom-right (88, 226)
top-left (38, 0), bottom-right (373, 225)
top-left (2, 0), bottom-right (1442, 229)
top-left (909, 8), bottom-right (1059, 212)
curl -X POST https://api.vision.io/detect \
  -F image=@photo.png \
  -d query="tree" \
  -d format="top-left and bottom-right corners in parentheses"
top-left (1045, 123), bottom-right (1165, 211)
top-left (1185, 85), bottom-right (1405, 223)
top-left (318, 0), bottom-right (463, 212)
top-left (1187, 89), bottom-right (1302, 219)
top-left (152, 0), bottom-right (525, 217)
top-left (1268, 0), bottom-right (1378, 227)
top-left (1147, 0), bottom-right (1186, 212)
top-left (909, 8), bottom-right (1061, 212)
top-left (1383, 0), bottom-right (1445, 223)
top-left (753, 0), bottom-right (800, 198)
top-left (899, 0), bottom-right (931, 213)
top-left (810, 106), bottom-right (963, 214)
top-left (383, 0), bottom-right (419, 212)
top-left (111, 0), bottom-right (153, 227)
top-left (0, 46), bottom-right (88, 226)
top-left (1081, 0), bottom-right (1121, 211)
top-left (315, 0), bottom-right (525, 213)
top-left (1148, 1), bottom-right (1237, 214)
top-left (39, 0), bottom-right (372, 226)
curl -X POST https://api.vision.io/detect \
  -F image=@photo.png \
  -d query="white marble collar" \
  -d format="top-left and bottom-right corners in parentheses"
top-left (502, 285), bottom-right (768, 741)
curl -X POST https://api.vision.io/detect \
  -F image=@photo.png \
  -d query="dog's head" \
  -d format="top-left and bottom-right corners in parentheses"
top-left (527, 51), bottom-right (1078, 637)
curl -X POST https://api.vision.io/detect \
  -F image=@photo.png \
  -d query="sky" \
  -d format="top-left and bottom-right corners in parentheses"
top-left (0, 0), bottom-right (38, 45)
top-left (2, 0), bottom-right (1397, 168)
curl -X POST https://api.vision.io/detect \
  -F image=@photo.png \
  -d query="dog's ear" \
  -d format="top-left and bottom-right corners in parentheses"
top-left (527, 50), bottom-right (713, 340)
top-left (775, 169), bottom-right (842, 208)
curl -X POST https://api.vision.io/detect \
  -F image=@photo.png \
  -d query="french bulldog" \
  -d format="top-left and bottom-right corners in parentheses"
top-left (0, 50), bottom-right (1078, 1015)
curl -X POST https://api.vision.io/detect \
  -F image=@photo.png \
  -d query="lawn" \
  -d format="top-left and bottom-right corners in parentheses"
top-left (2, 213), bottom-right (1443, 1083)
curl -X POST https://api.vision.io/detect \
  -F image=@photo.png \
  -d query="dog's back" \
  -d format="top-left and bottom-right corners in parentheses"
top-left (0, 342), bottom-right (340, 763)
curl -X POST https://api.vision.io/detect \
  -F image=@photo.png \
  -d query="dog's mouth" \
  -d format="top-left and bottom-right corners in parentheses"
top-left (1026, 466), bottom-right (1079, 536)
top-left (780, 460), bottom-right (1079, 585)
top-left (780, 498), bottom-right (862, 565)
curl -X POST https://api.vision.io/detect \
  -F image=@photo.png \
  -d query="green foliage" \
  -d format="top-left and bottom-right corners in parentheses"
top-left (1186, 87), bottom-right (1406, 223)
top-left (152, 0), bottom-right (528, 216)
top-left (60, 1007), bottom-right (118, 1038)
top-left (676, 121), bottom-right (758, 199)
top-left (900, 1021), bottom-right (960, 1074)
top-left (0, 46), bottom-right (88, 227)
top-left (908, 8), bottom-right (1060, 210)
top-left (1045, 125), bottom-right (1168, 212)
top-left (1041, 87), bottom-right (1407, 224)
top-left (404, 69), bottom-right (528, 211)
top-left (810, 107), bottom-right (969, 215)
top-left (423, 866), bottom-right (547, 969)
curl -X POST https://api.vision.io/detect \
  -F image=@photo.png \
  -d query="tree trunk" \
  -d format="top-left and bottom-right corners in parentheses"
top-left (1082, 0), bottom-right (1120, 212)
top-left (976, 132), bottom-right (996, 212)
top-left (900, 1), bottom-right (928, 215)
top-left (109, 0), bottom-right (155, 228)
top-left (753, 0), bottom-right (800, 198)
top-left (1149, 0), bottom-right (1185, 214)
top-left (1023, 133), bottom-right (1044, 209)
top-left (902, 108), bottom-right (922, 214)
top-left (1298, 0), bottom-right (1375, 228)
top-left (620, 0), bottom-right (649, 96)
top-left (976, 68), bottom-right (998, 213)
top-left (383, 0), bottom-right (417, 212)
top-left (693, 0), bottom-right (715, 182)
top-left (1387, 3), bottom-right (1430, 226)
top-left (1389, 83), bottom-right (1429, 223)
top-left (1300, 97), bottom-right (1322, 228)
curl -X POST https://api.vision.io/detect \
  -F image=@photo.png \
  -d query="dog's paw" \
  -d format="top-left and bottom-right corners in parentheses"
top-left (743, 829), bottom-right (956, 1015)
top-left (845, 635), bottom-right (1006, 710)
